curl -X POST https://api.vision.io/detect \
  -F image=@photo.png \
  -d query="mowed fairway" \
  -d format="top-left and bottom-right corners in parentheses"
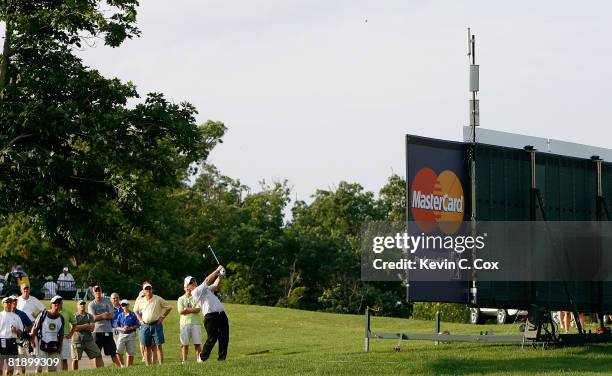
top-left (61, 302), bottom-right (612, 375)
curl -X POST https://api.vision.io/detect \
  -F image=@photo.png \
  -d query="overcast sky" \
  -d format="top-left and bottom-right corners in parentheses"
top-left (76, 0), bottom-right (612, 202)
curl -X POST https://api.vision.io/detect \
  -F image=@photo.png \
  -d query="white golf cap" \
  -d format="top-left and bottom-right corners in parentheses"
top-left (50, 295), bottom-right (63, 304)
top-left (184, 276), bottom-right (195, 287)
top-left (142, 282), bottom-right (152, 289)
top-left (63, 266), bottom-right (69, 272)
top-left (2, 296), bottom-right (13, 303)
top-left (9, 295), bottom-right (18, 300)
top-left (120, 299), bottom-right (129, 305)
top-left (77, 299), bottom-right (86, 304)
top-left (20, 283), bottom-right (29, 289)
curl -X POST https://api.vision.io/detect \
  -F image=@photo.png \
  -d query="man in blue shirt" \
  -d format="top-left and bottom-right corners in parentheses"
top-left (110, 293), bottom-right (121, 336)
top-left (10, 295), bottom-right (32, 329)
top-left (114, 300), bottom-right (139, 367)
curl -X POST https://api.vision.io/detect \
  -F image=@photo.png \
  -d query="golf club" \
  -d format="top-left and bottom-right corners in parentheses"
top-left (207, 244), bottom-right (221, 265)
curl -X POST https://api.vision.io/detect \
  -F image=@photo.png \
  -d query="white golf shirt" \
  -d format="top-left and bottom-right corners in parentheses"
top-left (0, 311), bottom-right (24, 338)
top-left (17, 295), bottom-right (45, 322)
top-left (191, 282), bottom-right (224, 315)
top-left (57, 273), bottom-right (75, 289)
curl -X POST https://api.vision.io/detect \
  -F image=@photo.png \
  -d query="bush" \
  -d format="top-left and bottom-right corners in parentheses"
top-left (411, 302), bottom-right (471, 323)
top-left (276, 286), bottom-right (308, 309)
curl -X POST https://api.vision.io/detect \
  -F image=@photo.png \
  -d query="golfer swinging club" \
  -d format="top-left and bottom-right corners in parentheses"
top-left (184, 264), bottom-right (228, 362)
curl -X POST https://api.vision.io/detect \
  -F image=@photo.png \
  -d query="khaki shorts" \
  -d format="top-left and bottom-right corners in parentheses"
top-left (71, 339), bottom-right (102, 360)
top-left (179, 324), bottom-right (202, 346)
top-left (37, 350), bottom-right (60, 370)
top-left (116, 332), bottom-right (137, 356)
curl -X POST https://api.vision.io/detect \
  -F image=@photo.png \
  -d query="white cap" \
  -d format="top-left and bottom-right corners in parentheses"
top-left (2, 296), bottom-right (13, 303)
top-left (142, 282), bottom-right (152, 290)
top-left (184, 276), bottom-right (195, 287)
top-left (20, 283), bottom-right (29, 289)
top-left (120, 299), bottom-right (129, 305)
top-left (63, 267), bottom-right (69, 272)
top-left (50, 295), bottom-right (63, 304)
top-left (77, 299), bottom-right (86, 305)
top-left (9, 295), bottom-right (18, 300)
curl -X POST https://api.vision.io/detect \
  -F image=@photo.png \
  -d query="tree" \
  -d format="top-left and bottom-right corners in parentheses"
top-left (185, 166), bottom-right (292, 305)
top-left (286, 182), bottom-right (381, 312)
top-left (378, 174), bottom-right (407, 222)
top-left (0, 0), bottom-right (139, 92)
top-left (0, 1), bottom-right (225, 264)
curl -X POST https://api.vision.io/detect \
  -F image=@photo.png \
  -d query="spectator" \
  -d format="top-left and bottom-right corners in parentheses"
top-left (186, 266), bottom-right (230, 362)
top-left (69, 300), bottom-right (103, 370)
top-left (9, 294), bottom-right (32, 334)
top-left (42, 276), bottom-right (58, 300)
top-left (79, 281), bottom-right (93, 301)
top-left (9, 267), bottom-right (29, 290)
top-left (110, 292), bottom-right (121, 341)
top-left (178, 279), bottom-right (202, 363)
top-left (57, 267), bottom-right (75, 290)
top-left (574, 312), bottom-right (586, 332)
top-left (133, 282), bottom-right (172, 365)
top-left (58, 298), bottom-right (74, 371)
top-left (0, 296), bottom-right (24, 376)
top-left (134, 288), bottom-right (156, 364)
top-left (88, 285), bottom-right (122, 367)
top-left (16, 283), bottom-right (44, 323)
top-left (115, 300), bottom-right (139, 367)
top-left (10, 295), bottom-right (32, 374)
top-left (30, 296), bottom-right (65, 372)
top-left (560, 311), bottom-right (571, 333)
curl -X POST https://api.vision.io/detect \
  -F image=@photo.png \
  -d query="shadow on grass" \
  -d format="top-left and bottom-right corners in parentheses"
top-left (571, 344), bottom-right (612, 356)
top-left (427, 348), bottom-right (612, 375)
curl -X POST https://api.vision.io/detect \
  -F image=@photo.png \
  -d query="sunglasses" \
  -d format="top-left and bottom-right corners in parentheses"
top-left (21, 287), bottom-right (29, 290)
top-left (52, 301), bottom-right (62, 305)
top-left (121, 303), bottom-right (129, 307)
top-left (144, 286), bottom-right (152, 290)
top-left (78, 302), bottom-right (86, 305)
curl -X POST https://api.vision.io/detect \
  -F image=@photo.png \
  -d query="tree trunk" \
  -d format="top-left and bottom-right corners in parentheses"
top-left (0, 19), bottom-right (13, 96)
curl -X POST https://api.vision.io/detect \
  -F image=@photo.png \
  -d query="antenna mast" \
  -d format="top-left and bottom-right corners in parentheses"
top-left (467, 28), bottom-right (479, 304)
top-left (467, 28), bottom-right (479, 140)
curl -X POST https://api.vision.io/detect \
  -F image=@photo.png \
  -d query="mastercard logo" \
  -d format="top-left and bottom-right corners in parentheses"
top-left (410, 168), bottom-right (464, 234)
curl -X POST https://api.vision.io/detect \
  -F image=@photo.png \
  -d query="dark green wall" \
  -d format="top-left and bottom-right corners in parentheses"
top-left (473, 144), bottom-right (611, 313)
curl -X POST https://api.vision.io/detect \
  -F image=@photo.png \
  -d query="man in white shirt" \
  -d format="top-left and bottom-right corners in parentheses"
top-left (184, 265), bottom-right (229, 362)
top-left (16, 284), bottom-right (44, 323)
top-left (57, 267), bottom-right (75, 290)
top-left (0, 296), bottom-right (24, 375)
top-left (42, 276), bottom-right (58, 299)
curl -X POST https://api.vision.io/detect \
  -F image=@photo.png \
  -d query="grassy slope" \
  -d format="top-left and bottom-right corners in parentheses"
top-left (61, 302), bottom-right (611, 375)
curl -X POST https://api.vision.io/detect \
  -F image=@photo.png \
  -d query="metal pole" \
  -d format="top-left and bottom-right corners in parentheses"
top-left (468, 29), bottom-right (478, 305)
top-left (526, 146), bottom-right (537, 221)
top-left (365, 307), bottom-right (370, 352)
top-left (593, 158), bottom-right (606, 330)
top-left (471, 34), bottom-right (477, 135)
top-left (434, 311), bottom-right (441, 345)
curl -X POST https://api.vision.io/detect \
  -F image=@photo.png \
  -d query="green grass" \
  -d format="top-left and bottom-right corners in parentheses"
top-left (60, 302), bottom-right (611, 375)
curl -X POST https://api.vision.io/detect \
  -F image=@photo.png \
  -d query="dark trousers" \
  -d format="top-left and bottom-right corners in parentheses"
top-left (200, 311), bottom-right (229, 361)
